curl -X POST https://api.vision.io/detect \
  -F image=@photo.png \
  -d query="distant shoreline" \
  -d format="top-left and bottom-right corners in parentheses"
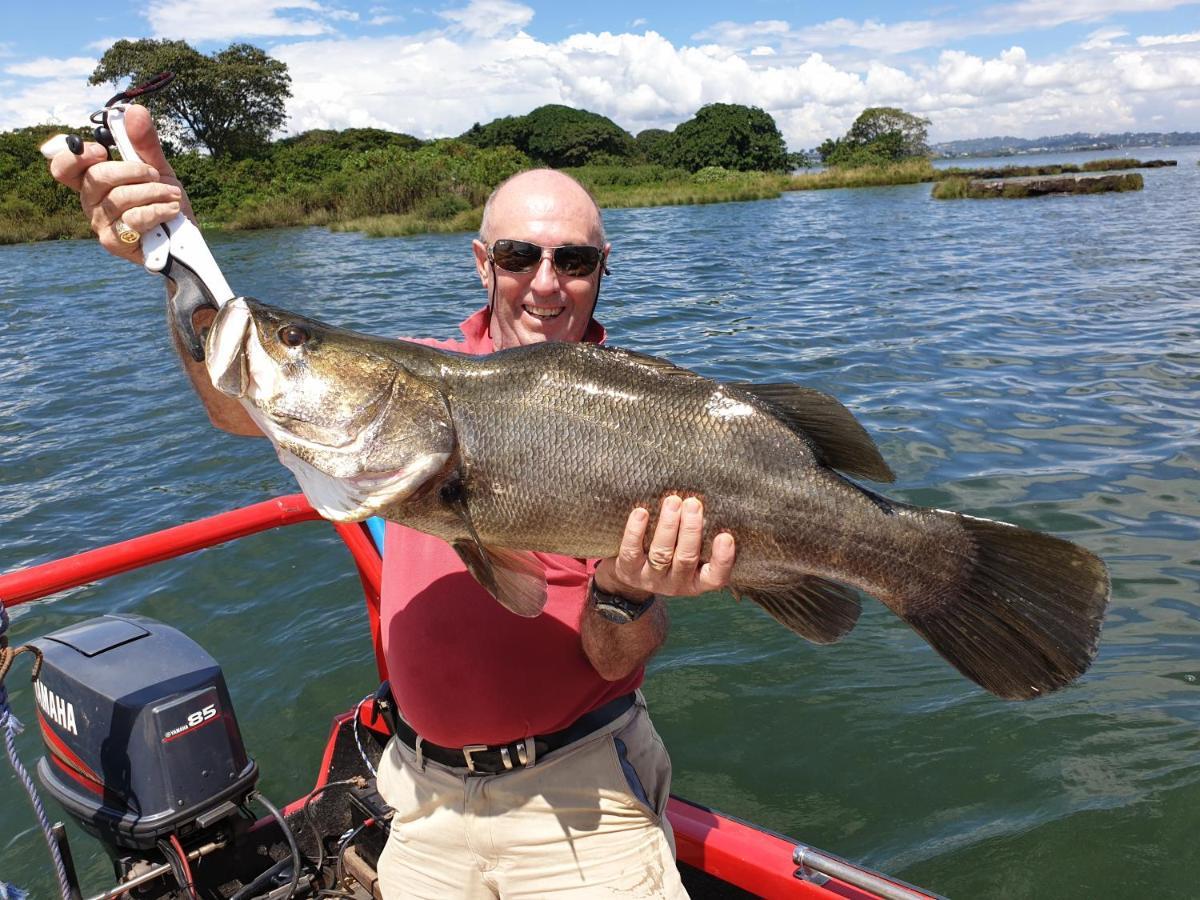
top-left (2, 155), bottom-right (1184, 246)
top-left (930, 131), bottom-right (1200, 159)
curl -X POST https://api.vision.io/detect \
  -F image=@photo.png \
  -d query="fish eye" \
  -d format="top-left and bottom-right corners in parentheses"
top-left (278, 324), bottom-right (311, 348)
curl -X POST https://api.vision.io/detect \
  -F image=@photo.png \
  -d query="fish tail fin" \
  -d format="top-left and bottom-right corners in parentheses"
top-left (895, 513), bottom-right (1110, 700)
top-left (737, 575), bottom-right (862, 644)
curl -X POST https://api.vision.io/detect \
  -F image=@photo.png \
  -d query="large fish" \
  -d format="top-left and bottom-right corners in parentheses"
top-left (204, 297), bottom-right (1109, 700)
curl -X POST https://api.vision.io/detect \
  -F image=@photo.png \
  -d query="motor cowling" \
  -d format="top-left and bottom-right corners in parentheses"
top-left (31, 614), bottom-right (258, 850)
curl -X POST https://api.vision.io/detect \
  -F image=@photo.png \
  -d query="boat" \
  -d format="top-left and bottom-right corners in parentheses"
top-left (0, 495), bottom-right (941, 900)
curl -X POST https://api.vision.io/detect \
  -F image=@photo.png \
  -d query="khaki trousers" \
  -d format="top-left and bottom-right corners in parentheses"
top-left (375, 693), bottom-right (688, 899)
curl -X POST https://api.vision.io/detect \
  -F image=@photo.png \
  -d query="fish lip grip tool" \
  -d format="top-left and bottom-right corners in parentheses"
top-left (41, 72), bottom-right (233, 361)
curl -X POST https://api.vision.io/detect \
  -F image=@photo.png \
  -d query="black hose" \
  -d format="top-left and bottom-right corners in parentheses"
top-left (228, 858), bottom-right (291, 900)
top-left (302, 777), bottom-right (366, 883)
top-left (229, 790), bottom-right (302, 900)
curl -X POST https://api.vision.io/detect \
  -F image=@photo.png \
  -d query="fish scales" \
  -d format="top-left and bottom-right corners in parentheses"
top-left (440, 343), bottom-right (817, 559)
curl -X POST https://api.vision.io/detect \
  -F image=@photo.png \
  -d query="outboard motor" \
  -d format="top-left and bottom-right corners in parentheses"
top-left (32, 614), bottom-right (259, 851)
top-left (18, 613), bottom-right (318, 899)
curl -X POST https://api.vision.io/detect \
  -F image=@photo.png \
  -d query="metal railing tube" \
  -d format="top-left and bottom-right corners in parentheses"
top-left (793, 845), bottom-right (946, 900)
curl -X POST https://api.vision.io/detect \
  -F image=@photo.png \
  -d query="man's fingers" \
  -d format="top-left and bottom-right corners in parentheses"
top-left (124, 105), bottom-right (176, 177)
top-left (80, 160), bottom-right (161, 213)
top-left (672, 497), bottom-right (704, 569)
top-left (698, 532), bottom-right (737, 591)
top-left (96, 181), bottom-right (182, 223)
top-left (615, 507), bottom-right (651, 579)
top-left (647, 495), bottom-right (682, 571)
top-left (49, 142), bottom-right (108, 192)
top-left (120, 201), bottom-right (182, 235)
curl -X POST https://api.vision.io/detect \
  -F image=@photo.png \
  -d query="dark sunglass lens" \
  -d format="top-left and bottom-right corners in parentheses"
top-left (492, 240), bottom-right (541, 272)
top-left (553, 246), bottom-right (601, 277)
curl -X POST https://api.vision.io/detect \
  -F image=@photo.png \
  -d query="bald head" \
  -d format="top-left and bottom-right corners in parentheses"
top-left (471, 167), bottom-right (611, 350)
top-left (480, 168), bottom-right (605, 246)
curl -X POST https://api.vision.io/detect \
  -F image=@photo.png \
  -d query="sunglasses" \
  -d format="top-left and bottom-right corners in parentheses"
top-left (488, 239), bottom-right (606, 277)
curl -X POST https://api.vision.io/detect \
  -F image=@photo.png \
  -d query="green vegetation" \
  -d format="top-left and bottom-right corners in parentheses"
top-left (91, 40), bottom-right (291, 158)
top-left (938, 158), bottom-right (1166, 179)
top-left (661, 103), bottom-right (790, 173)
top-left (818, 107), bottom-right (931, 168)
top-left (791, 158), bottom-right (936, 190)
top-left (346, 166), bottom-right (795, 237)
top-left (0, 125), bottom-right (93, 244)
top-left (461, 105), bottom-right (634, 167)
top-left (932, 172), bottom-right (1144, 199)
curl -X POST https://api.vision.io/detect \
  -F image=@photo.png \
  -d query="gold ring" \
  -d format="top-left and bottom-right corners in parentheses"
top-left (113, 219), bottom-right (141, 245)
top-left (647, 554), bottom-right (672, 572)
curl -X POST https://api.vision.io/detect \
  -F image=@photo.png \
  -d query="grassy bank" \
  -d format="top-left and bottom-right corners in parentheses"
top-left (0, 121), bottom-right (1171, 245)
top-left (933, 172), bottom-right (1145, 199)
top-left (788, 158), bottom-right (937, 189)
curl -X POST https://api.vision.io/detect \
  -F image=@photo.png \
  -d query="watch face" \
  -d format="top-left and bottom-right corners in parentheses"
top-left (595, 601), bottom-right (636, 624)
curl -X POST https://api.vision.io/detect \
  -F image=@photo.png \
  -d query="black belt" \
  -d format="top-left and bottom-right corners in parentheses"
top-left (392, 693), bottom-right (635, 776)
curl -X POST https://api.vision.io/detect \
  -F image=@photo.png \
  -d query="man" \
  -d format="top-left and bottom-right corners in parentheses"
top-left (49, 107), bottom-right (736, 898)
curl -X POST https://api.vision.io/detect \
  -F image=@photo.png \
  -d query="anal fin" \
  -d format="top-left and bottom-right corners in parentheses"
top-left (737, 575), bottom-right (862, 644)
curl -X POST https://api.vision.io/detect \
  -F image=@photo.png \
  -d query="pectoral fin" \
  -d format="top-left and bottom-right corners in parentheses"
top-left (451, 540), bottom-right (548, 618)
top-left (440, 471), bottom-right (547, 617)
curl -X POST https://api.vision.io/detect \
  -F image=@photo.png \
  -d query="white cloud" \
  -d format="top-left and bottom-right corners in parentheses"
top-left (6, 57), bottom-right (96, 79)
top-left (267, 15), bottom-right (1200, 149)
top-left (86, 37), bottom-right (137, 53)
top-left (146, 0), bottom-right (340, 42)
top-left (1138, 31), bottom-right (1200, 46)
top-left (693, 19), bottom-right (790, 44)
top-left (438, 0), bottom-right (535, 39)
top-left (0, 78), bottom-right (112, 131)
top-left (1079, 27), bottom-right (1128, 50)
top-left (5, 5), bottom-right (1200, 146)
top-left (1113, 50), bottom-right (1200, 91)
top-left (999, 0), bottom-right (1198, 29)
top-left (698, 3), bottom-right (1200, 58)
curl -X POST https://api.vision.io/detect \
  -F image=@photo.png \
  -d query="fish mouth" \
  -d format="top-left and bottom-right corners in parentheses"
top-left (206, 299), bottom-right (254, 398)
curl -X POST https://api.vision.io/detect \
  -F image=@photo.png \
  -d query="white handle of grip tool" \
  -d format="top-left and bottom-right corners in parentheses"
top-left (105, 105), bottom-right (235, 306)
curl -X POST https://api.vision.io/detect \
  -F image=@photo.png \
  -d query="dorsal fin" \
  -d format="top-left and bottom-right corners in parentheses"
top-left (728, 382), bottom-right (895, 483)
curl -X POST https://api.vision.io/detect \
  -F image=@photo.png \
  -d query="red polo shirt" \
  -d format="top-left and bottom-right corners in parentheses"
top-left (379, 308), bottom-right (642, 747)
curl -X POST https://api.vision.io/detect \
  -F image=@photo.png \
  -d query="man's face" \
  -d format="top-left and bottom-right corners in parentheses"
top-left (473, 175), bottom-right (609, 350)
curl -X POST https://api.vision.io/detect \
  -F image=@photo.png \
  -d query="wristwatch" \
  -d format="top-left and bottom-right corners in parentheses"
top-left (590, 578), bottom-right (658, 624)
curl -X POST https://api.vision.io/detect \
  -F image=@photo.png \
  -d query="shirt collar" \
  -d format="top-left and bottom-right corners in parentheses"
top-left (458, 307), bottom-right (607, 354)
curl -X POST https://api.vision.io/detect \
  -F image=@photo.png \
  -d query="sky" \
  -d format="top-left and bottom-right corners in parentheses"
top-left (2, 1), bottom-right (1199, 149)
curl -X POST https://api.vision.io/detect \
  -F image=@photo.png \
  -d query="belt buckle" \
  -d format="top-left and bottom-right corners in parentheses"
top-left (461, 744), bottom-right (489, 774)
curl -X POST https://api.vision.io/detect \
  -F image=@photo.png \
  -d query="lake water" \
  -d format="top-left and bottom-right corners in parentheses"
top-left (2, 149), bottom-right (1198, 898)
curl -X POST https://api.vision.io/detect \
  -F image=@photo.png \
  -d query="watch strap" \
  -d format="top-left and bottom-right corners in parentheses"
top-left (590, 579), bottom-right (658, 624)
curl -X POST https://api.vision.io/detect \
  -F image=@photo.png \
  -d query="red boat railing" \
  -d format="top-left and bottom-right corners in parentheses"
top-left (0, 495), bottom-right (938, 900)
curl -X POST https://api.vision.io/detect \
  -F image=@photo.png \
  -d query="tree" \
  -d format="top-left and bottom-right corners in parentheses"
top-left (90, 40), bottom-right (291, 159)
top-left (819, 107), bottom-right (931, 167)
top-left (634, 128), bottom-right (674, 165)
top-left (666, 104), bottom-right (789, 173)
top-left (460, 105), bottom-right (634, 167)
